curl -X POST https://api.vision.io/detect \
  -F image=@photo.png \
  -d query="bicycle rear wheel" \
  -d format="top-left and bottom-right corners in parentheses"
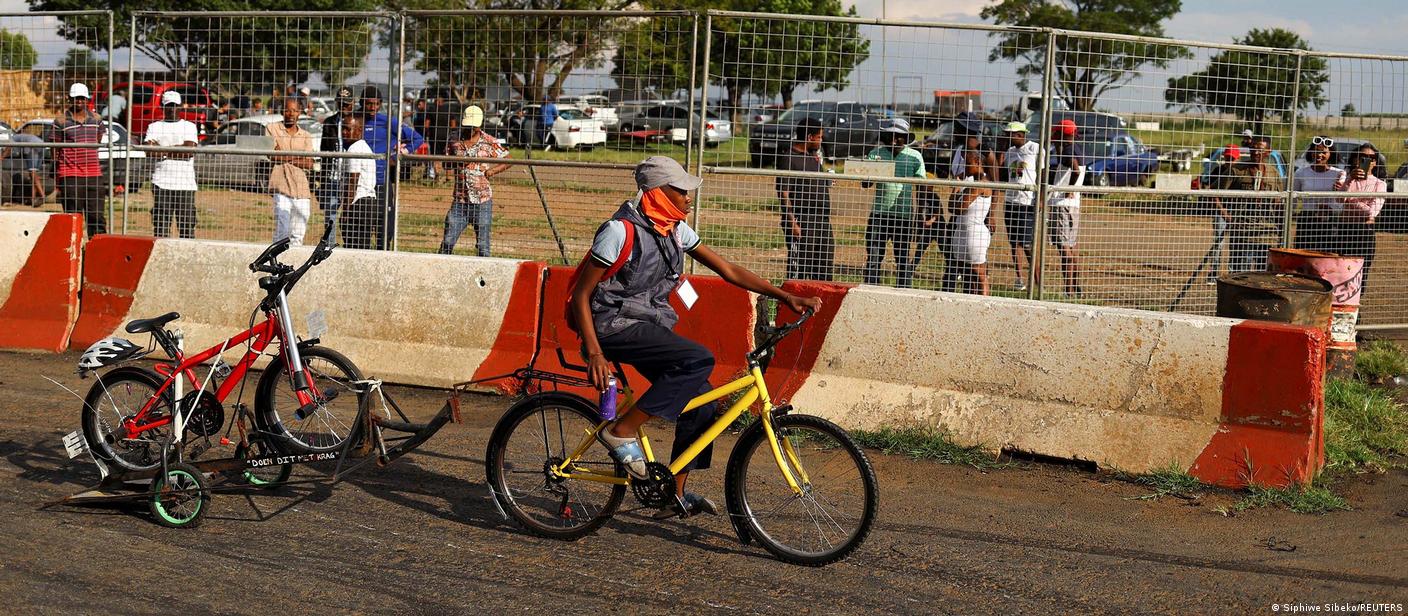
top-left (255, 346), bottom-right (367, 454)
top-left (81, 367), bottom-right (176, 474)
top-left (485, 393), bottom-right (625, 540)
top-left (726, 414), bottom-right (878, 566)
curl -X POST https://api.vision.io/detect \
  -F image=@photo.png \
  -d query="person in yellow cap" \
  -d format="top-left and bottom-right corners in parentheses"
top-left (438, 105), bottom-right (511, 256)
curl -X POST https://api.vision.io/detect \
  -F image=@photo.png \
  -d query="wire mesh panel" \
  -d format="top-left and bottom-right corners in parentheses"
top-left (120, 12), bottom-right (392, 246)
top-left (0, 11), bottom-right (113, 235)
top-left (394, 11), bottom-right (698, 258)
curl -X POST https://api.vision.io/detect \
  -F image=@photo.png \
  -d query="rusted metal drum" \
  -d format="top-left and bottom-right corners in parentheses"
top-left (1268, 248), bottom-right (1364, 377)
top-left (1216, 271), bottom-right (1332, 330)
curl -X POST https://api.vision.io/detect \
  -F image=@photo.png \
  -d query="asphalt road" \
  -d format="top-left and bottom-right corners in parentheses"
top-left (1, 350), bottom-right (1405, 615)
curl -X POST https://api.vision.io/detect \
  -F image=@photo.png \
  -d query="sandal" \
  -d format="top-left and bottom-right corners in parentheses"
top-left (652, 492), bottom-right (719, 520)
top-left (596, 425), bottom-right (649, 480)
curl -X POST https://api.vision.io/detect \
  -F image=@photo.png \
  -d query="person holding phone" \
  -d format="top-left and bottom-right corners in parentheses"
top-left (1335, 144), bottom-right (1386, 291)
top-left (1292, 136), bottom-right (1341, 253)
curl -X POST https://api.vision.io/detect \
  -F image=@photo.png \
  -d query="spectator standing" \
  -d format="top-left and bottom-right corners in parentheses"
top-left (54, 83), bottom-right (106, 237)
top-left (318, 87), bottom-right (357, 236)
top-left (1217, 135), bottom-right (1284, 273)
top-left (266, 98), bottom-right (316, 246)
top-left (2, 132), bottom-right (46, 206)
top-left (1203, 144), bottom-right (1240, 284)
top-left (862, 118), bottom-right (925, 288)
top-left (774, 118), bottom-right (835, 281)
top-left (424, 93), bottom-right (459, 182)
top-left (508, 107), bottom-right (529, 148)
top-left (1335, 144), bottom-right (1387, 291)
top-left (144, 90), bottom-right (200, 239)
top-left (950, 151), bottom-right (994, 295)
top-left (1292, 136), bottom-right (1342, 253)
top-left (338, 115), bottom-right (379, 250)
top-left (359, 85), bottom-right (424, 250)
top-left (251, 98), bottom-right (265, 115)
top-left (1001, 121), bottom-right (1038, 290)
top-left (540, 97), bottom-right (559, 146)
top-left (1047, 119), bottom-right (1084, 297)
top-left (438, 105), bottom-right (511, 257)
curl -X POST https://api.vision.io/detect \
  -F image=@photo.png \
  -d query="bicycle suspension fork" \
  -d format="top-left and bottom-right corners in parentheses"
top-left (274, 288), bottom-right (310, 391)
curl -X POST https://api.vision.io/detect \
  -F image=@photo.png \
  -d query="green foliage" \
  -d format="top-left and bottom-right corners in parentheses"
top-left (1341, 103), bottom-right (1357, 117)
top-left (850, 426), bottom-right (1009, 469)
top-left (31, 0), bottom-right (379, 89)
top-left (1164, 28), bottom-right (1329, 134)
top-left (1232, 480), bottom-right (1349, 515)
top-left (980, 0), bottom-right (1191, 112)
top-left (1354, 340), bottom-right (1408, 384)
top-left (1324, 378), bottom-right (1408, 473)
top-left (58, 47), bottom-right (108, 78)
top-left (1126, 463), bottom-right (1204, 501)
top-left (0, 29), bottom-right (38, 70)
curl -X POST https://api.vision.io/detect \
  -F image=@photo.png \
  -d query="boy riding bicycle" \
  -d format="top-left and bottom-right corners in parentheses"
top-left (570, 156), bottom-right (821, 518)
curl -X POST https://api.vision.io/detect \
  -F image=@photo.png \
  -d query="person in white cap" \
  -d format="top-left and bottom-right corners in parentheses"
top-left (570, 155), bottom-right (821, 519)
top-left (54, 82), bottom-right (107, 237)
top-left (861, 117), bottom-right (926, 288)
top-left (437, 105), bottom-right (510, 257)
top-left (144, 90), bottom-right (199, 238)
top-left (1001, 121), bottom-right (1038, 290)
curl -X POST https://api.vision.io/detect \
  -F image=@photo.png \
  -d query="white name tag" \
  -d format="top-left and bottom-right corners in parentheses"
top-left (676, 279), bottom-right (698, 310)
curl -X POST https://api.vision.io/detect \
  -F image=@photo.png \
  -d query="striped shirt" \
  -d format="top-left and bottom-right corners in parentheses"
top-left (54, 111), bottom-right (104, 178)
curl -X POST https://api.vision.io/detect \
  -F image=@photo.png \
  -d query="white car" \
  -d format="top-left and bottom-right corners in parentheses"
top-left (195, 114), bottom-right (323, 190)
top-left (558, 95), bottom-right (618, 129)
top-left (545, 105), bottom-right (607, 150)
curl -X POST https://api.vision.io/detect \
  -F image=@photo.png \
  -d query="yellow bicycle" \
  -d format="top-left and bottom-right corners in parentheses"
top-left (484, 310), bottom-right (878, 566)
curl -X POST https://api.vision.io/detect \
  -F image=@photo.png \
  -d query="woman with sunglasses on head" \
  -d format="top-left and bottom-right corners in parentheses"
top-left (1334, 144), bottom-right (1387, 291)
top-left (1293, 136), bottom-right (1342, 253)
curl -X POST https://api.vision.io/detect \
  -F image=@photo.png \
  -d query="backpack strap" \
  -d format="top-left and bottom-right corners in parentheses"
top-left (601, 219), bottom-right (635, 280)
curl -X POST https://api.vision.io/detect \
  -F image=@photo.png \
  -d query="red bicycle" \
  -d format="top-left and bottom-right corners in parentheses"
top-left (77, 231), bottom-right (369, 476)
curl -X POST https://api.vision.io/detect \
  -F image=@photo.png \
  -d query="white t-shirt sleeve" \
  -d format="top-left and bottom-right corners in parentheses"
top-left (590, 220), bottom-right (628, 266)
top-left (676, 221), bottom-right (702, 252)
top-left (180, 120), bottom-right (198, 144)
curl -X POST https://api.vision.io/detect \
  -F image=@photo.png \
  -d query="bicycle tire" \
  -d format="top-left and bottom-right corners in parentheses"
top-left (234, 436), bottom-right (292, 488)
top-left (485, 392), bottom-right (625, 540)
top-left (81, 366), bottom-right (176, 474)
top-left (254, 346), bottom-right (368, 455)
top-left (725, 414), bottom-right (878, 566)
top-left (150, 462), bottom-right (210, 529)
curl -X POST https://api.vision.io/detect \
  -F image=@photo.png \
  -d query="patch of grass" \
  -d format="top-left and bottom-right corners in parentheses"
top-left (850, 426), bottom-right (1008, 469)
top-left (1355, 340), bottom-right (1408, 384)
top-left (701, 223), bottom-right (785, 250)
top-left (1229, 479), bottom-right (1350, 515)
top-left (1124, 463), bottom-right (1206, 501)
top-left (1324, 378), bottom-right (1408, 473)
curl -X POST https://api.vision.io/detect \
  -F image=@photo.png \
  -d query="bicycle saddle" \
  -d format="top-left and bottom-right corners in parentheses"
top-left (125, 311), bottom-right (181, 334)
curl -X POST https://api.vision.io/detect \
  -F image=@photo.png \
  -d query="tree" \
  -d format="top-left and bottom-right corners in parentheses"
top-left (1341, 103), bottom-right (1357, 117)
top-left (58, 47), bottom-right (108, 79)
top-left (981, 0), bottom-right (1191, 112)
top-left (0, 29), bottom-right (38, 70)
top-left (31, 1), bottom-right (379, 90)
top-left (617, 0), bottom-right (869, 119)
top-left (1163, 28), bottom-right (1328, 135)
top-left (394, 0), bottom-right (633, 104)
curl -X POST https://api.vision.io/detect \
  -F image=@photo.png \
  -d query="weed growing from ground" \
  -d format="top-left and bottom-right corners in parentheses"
top-left (851, 426), bottom-right (1010, 469)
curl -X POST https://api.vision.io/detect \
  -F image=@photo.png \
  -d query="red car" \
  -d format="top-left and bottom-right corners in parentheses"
top-left (99, 82), bottom-right (215, 139)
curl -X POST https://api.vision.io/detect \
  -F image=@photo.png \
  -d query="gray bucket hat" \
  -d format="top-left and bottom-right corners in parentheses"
top-left (634, 156), bottom-right (702, 192)
top-left (880, 117), bottom-right (911, 135)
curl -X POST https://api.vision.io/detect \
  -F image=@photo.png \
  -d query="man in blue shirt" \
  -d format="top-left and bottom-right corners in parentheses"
top-left (359, 85), bottom-right (424, 250)
top-left (539, 96), bottom-right (558, 146)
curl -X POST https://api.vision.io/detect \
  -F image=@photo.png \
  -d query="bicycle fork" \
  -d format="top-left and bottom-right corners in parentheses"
top-left (274, 289), bottom-right (310, 392)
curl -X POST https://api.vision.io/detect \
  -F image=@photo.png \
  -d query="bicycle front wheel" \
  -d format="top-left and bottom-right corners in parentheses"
top-left (485, 393), bottom-right (625, 540)
top-left (726, 414), bottom-right (878, 566)
top-left (255, 346), bottom-right (367, 454)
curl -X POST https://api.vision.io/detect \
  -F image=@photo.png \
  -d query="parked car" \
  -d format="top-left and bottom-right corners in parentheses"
top-left (558, 95), bottom-right (619, 129)
top-left (194, 114), bottom-right (322, 190)
top-left (617, 104), bottom-right (732, 147)
top-left (1024, 110), bottom-right (1126, 141)
top-left (18, 118), bottom-right (148, 193)
top-left (915, 114), bottom-right (1006, 178)
top-left (747, 104), bottom-right (785, 125)
top-left (748, 101), bottom-right (899, 167)
top-left (1082, 131), bottom-right (1160, 187)
top-left (100, 82), bottom-right (216, 140)
top-left (543, 105), bottom-right (608, 150)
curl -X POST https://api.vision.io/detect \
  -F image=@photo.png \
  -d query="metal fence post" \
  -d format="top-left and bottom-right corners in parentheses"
top-left (122, 12), bottom-right (135, 235)
top-left (685, 12), bottom-right (699, 180)
top-left (1028, 29), bottom-right (1058, 300)
top-left (689, 11), bottom-right (713, 275)
top-left (1281, 51), bottom-right (1305, 249)
top-left (105, 10), bottom-right (115, 234)
top-left (389, 12), bottom-right (405, 252)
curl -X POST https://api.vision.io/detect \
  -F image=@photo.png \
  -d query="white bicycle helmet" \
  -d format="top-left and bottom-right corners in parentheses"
top-left (77, 337), bottom-right (147, 374)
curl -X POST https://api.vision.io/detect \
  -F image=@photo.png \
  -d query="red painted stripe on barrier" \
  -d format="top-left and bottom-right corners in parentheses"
top-left (763, 281), bottom-right (854, 403)
top-left (0, 214), bottom-right (82, 352)
top-left (469, 261), bottom-right (546, 394)
top-left (69, 235), bottom-right (155, 348)
top-left (1189, 321), bottom-right (1326, 488)
top-left (534, 266), bottom-right (755, 401)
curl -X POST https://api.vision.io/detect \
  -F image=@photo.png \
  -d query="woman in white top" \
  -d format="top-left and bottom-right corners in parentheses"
top-left (1292, 136), bottom-right (1342, 252)
top-left (949, 152), bottom-right (993, 295)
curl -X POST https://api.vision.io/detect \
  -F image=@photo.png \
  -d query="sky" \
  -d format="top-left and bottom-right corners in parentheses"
top-left (3, 0), bottom-right (1405, 116)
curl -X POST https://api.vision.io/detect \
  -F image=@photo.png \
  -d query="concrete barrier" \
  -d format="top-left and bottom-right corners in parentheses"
top-left (0, 212), bottom-right (82, 352)
top-left (766, 284), bottom-right (1324, 489)
top-left (73, 239), bottom-right (533, 388)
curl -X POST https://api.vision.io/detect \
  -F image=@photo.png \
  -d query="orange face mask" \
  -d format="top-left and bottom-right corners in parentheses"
top-left (638, 187), bottom-right (688, 236)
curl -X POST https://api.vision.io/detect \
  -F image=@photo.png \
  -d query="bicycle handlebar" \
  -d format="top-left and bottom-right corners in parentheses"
top-left (248, 237), bottom-right (292, 272)
top-left (748, 307), bottom-right (814, 361)
top-left (254, 226), bottom-right (338, 310)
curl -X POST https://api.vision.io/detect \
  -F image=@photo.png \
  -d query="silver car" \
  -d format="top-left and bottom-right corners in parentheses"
top-left (195, 114), bottom-right (322, 190)
top-left (618, 104), bottom-right (732, 146)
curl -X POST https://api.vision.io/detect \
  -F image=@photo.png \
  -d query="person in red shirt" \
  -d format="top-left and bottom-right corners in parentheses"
top-left (54, 83), bottom-right (106, 237)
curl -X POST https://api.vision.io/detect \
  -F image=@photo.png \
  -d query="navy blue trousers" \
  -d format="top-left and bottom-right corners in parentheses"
top-left (598, 322), bottom-right (717, 472)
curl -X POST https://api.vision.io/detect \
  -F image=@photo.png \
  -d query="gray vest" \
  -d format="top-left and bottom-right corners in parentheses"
top-left (590, 200), bottom-right (685, 338)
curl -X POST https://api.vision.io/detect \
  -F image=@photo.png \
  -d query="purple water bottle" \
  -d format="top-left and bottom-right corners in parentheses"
top-left (599, 375), bottom-right (618, 421)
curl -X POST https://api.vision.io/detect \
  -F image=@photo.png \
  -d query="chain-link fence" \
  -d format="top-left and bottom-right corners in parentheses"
top-left (1, 9), bottom-right (1405, 327)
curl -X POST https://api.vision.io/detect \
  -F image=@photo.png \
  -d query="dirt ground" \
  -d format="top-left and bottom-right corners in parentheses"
top-left (1, 350), bottom-right (1405, 615)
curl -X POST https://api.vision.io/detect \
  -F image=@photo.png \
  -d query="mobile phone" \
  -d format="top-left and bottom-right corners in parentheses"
top-left (1357, 156), bottom-right (1373, 172)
